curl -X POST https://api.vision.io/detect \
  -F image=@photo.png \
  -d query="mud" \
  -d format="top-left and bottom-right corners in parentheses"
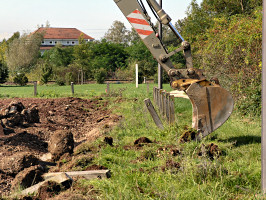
top-left (198, 143), bottom-right (221, 160)
top-left (0, 97), bottom-right (120, 196)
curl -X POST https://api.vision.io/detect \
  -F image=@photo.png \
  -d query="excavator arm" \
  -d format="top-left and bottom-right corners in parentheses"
top-left (113, 0), bottom-right (234, 140)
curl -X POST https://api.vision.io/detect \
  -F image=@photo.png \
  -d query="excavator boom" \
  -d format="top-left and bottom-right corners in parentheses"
top-left (113, 0), bottom-right (234, 140)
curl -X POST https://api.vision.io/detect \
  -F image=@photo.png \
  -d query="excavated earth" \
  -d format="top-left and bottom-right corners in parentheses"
top-left (0, 97), bottom-right (121, 196)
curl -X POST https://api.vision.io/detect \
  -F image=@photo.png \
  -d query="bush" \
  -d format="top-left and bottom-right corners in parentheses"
top-left (94, 68), bottom-right (107, 84)
top-left (41, 64), bottom-right (52, 84)
top-left (55, 77), bottom-right (65, 86)
top-left (13, 73), bottom-right (28, 86)
top-left (65, 72), bottom-right (75, 85)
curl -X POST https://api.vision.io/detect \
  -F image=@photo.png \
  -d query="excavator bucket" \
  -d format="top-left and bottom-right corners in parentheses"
top-left (185, 82), bottom-right (234, 140)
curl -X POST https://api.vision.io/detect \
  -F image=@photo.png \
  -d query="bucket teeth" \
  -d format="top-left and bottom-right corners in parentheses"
top-left (185, 82), bottom-right (234, 140)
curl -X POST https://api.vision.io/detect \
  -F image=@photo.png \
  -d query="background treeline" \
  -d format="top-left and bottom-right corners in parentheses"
top-left (0, 0), bottom-right (262, 116)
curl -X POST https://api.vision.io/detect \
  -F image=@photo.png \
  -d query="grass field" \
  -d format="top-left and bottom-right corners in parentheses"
top-left (0, 83), bottom-right (262, 199)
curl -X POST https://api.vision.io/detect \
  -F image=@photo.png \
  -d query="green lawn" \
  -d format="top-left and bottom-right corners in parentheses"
top-left (0, 83), bottom-right (262, 199)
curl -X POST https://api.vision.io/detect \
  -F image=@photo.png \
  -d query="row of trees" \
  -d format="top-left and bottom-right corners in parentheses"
top-left (0, 20), bottom-right (163, 85)
top-left (177, 0), bottom-right (262, 116)
top-left (0, 0), bottom-right (262, 115)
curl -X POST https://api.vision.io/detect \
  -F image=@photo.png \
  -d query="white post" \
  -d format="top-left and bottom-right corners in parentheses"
top-left (136, 64), bottom-right (138, 88)
top-left (262, 0), bottom-right (266, 193)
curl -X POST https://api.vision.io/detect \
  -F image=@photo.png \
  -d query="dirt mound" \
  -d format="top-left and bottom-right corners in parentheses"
top-left (0, 101), bottom-right (39, 129)
top-left (0, 97), bottom-right (120, 195)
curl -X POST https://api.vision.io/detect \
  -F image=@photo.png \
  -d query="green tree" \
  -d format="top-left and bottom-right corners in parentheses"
top-left (6, 33), bottom-right (43, 75)
top-left (104, 21), bottom-right (129, 44)
top-left (89, 40), bottom-right (128, 74)
top-left (125, 41), bottom-right (157, 78)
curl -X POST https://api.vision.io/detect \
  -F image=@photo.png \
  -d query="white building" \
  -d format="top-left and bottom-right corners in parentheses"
top-left (32, 27), bottom-right (94, 54)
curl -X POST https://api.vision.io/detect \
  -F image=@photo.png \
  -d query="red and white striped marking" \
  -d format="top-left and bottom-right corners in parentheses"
top-left (127, 9), bottom-right (154, 39)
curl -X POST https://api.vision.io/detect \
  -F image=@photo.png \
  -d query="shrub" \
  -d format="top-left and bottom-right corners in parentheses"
top-left (55, 77), bottom-right (65, 86)
top-left (13, 73), bottom-right (28, 86)
top-left (65, 72), bottom-right (75, 85)
top-left (94, 68), bottom-right (107, 84)
top-left (41, 64), bottom-right (52, 84)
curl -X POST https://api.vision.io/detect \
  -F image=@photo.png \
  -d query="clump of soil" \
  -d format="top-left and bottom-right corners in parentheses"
top-left (123, 137), bottom-right (153, 150)
top-left (48, 130), bottom-right (74, 161)
top-left (103, 136), bottom-right (113, 146)
top-left (0, 101), bottom-right (39, 129)
top-left (11, 165), bottom-right (44, 191)
top-left (0, 152), bottom-right (39, 175)
top-left (157, 146), bottom-right (181, 157)
top-left (134, 137), bottom-right (153, 145)
top-left (198, 143), bottom-right (221, 160)
top-left (179, 129), bottom-right (197, 143)
top-left (161, 160), bottom-right (181, 173)
top-left (37, 181), bottom-right (65, 200)
top-left (84, 164), bottom-right (108, 171)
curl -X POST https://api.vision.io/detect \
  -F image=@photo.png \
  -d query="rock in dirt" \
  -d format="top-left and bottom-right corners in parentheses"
top-left (134, 137), bottom-right (153, 145)
top-left (11, 165), bottom-right (44, 191)
top-left (0, 152), bottom-right (39, 175)
top-left (48, 130), bottom-right (74, 161)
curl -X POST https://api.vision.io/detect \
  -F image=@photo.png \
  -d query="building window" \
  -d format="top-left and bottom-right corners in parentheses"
top-left (42, 41), bottom-right (44, 44)
top-left (50, 41), bottom-right (53, 44)
top-left (72, 41), bottom-right (75, 44)
top-left (67, 41), bottom-right (69, 44)
top-left (55, 41), bottom-right (57, 44)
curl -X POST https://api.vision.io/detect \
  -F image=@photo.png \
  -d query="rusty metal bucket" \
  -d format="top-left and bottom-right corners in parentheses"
top-left (185, 82), bottom-right (234, 140)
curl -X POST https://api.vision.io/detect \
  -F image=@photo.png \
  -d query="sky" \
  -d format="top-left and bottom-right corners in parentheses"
top-left (0, 0), bottom-right (202, 41)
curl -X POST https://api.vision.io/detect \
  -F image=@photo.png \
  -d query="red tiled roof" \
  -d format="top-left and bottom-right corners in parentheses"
top-left (33, 27), bottom-right (94, 40)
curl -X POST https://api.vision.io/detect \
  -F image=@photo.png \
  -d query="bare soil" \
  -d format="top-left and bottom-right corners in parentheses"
top-left (0, 97), bottom-right (121, 196)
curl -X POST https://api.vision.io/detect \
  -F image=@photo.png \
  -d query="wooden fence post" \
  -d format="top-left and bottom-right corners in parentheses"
top-left (106, 83), bottom-right (110, 94)
top-left (155, 88), bottom-right (159, 106)
top-left (159, 89), bottom-right (164, 114)
top-left (162, 91), bottom-right (166, 116)
top-left (71, 82), bottom-right (74, 95)
top-left (34, 81), bottom-right (37, 96)
top-left (144, 98), bottom-right (164, 130)
top-left (169, 95), bottom-right (175, 124)
top-left (146, 82), bottom-right (149, 94)
top-left (166, 93), bottom-right (170, 122)
top-left (153, 87), bottom-right (156, 103)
